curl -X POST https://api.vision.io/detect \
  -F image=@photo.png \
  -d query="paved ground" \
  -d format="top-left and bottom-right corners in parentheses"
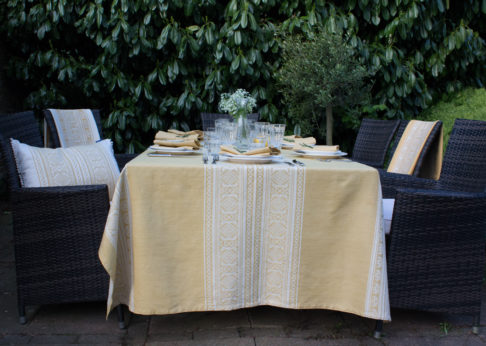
top-left (1, 210), bottom-right (486, 345)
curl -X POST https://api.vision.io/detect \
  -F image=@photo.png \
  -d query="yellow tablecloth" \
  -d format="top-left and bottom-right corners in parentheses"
top-left (99, 153), bottom-right (390, 321)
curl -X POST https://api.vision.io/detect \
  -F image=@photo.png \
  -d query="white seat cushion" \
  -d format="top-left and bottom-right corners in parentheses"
top-left (383, 198), bottom-right (395, 235)
top-left (11, 138), bottom-right (120, 199)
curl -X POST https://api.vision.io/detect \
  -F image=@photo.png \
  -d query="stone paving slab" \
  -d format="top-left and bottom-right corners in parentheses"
top-left (1, 211), bottom-right (486, 345)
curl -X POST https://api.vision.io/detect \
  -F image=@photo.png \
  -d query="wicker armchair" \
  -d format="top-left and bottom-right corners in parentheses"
top-left (43, 109), bottom-right (135, 169)
top-left (0, 111), bottom-right (124, 327)
top-left (380, 119), bottom-right (486, 198)
top-left (351, 118), bottom-right (400, 168)
top-left (201, 112), bottom-right (260, 131)
top-left (387, 188), bottom-right (486, 332)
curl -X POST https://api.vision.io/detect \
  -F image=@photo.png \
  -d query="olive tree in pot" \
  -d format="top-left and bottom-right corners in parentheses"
top-left (276, 29), bottom-right (371, 145)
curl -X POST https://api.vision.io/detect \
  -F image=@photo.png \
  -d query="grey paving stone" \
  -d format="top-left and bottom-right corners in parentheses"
top-left (150, 309), bottom-right (250, 334)
top-left (464, 335), bottom-right (486, 345)
top-left (238, 327), bottom-right (288, 338)
top-left (77, 333), bottom-right (146, 345)
top-left (248, 306), bottom-right (306, 329)
top-left (26, 302), bottom-right (129, 334)
top-left (382, 335), bottom-right (482, 345)
top-left (0, 334), bottom-right (31, 345)
top-left (254, 336), bottom-right (359, 345)
top-left (27, 334), bottom-right (77, 344)
top-left (194, 328), bottom-right (239, 340)
top-left (146, 337), bottom-right (255, 346)
top-left (368, 309), bottom-right (467, 338)
top-left (145, 331), bottom-right (192, 343)
top-left (338, 312), bottom-right (375, 338)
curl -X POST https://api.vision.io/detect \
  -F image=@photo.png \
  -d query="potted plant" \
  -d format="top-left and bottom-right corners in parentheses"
top-left (276, 29), bottom-right (371, 145)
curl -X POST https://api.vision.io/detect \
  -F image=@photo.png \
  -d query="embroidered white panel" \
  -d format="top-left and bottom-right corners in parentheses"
top-left (11, 138), bottom-right (119, 199)
top-left (48, 109), bottom-right (101, 147)
top-left (204, 164), bottom-right (306, 310)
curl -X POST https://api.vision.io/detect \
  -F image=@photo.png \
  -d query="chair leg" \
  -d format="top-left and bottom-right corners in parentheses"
top-left (472, 314), bottom-right (480, 335)
top-left (117, 305), bottom-right (126, 329)
top-left (373, 320), bottom-right (383, 339)
top-left (18, 302), bottom-right (26, 325)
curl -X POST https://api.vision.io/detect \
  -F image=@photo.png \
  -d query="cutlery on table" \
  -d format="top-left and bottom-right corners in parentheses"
top-left (148, 153), bottom-right (172, 157)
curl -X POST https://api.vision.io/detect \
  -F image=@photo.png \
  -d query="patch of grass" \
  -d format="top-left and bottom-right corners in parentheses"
top-left (439, 321), bottom-right (451, 336)
top-left (418, 88), bottom-right (486, 150)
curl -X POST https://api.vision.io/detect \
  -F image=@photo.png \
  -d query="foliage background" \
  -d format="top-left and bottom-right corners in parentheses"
top-left (418, 87), bottom-right (486, 149)
top-left (0, 0), bottom-right (485, 153)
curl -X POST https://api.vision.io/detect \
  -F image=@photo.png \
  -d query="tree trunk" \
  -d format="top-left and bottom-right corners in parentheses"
top-left (326, 105), bottom-right (333, 145)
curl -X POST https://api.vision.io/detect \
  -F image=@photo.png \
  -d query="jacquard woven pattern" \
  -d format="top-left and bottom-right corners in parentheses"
top-left (11, 139), bottom-right (120, 199)
top-left (204, 164), bottom-right (306, 310)
top-left (48, 109), bottom-right (101, 147)
top-left (387, 120), bottom-right (439, 175)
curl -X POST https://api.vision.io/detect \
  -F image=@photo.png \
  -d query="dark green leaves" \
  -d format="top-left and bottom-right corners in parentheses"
top-left (1, 0), bottom-right (484, 153)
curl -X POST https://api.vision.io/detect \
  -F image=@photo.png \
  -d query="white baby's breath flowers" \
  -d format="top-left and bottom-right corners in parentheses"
top-left (218, 89), bottom-right (257, 117)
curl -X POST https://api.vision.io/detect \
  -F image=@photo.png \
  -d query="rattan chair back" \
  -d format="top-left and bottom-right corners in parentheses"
top-left (388, 120), bottom-right (443, 176)
top-left (201, 112), bottom-right (260, 131)
top-left (438, 118), bottom-right (486, 192)
top-left (0, 111), bottom-right (42, 190)
top-left (43, 109), bottom-right (103, 147)
top-left (351, 118), bottom-right (400, 168)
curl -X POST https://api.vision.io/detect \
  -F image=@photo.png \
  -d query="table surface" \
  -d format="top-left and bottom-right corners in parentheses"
top-left (99, 151), bottom-right (390, 321)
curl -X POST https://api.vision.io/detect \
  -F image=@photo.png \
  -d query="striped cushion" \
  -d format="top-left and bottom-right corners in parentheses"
top-left (11, 138), bottom-right (120, 199)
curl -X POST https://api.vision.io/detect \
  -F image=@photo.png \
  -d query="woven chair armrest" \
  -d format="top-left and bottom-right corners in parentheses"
top-left (11, 185), bottom-right (110, 232)
top-left (378, 169), bottom-right (438, 198)
top-left (11, 185), bottom-right (110, 229)
top-left (395, 187), bottom-right (486, 199)
top-left (10, 184), bottom-right (110, 306)
top-left (387, 188), bottom-right (486, 314)
top-left (11, 184), bottom-right (109, 198)
top-left (11, 184), bottom-right (110, 255)
top-left (115, 153), bottom-right (137, 170)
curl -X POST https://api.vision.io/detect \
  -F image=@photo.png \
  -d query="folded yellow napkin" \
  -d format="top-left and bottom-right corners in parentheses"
top-left (294, 144), bottom-right (339, 152)
top-left (283, 135), bottom-right (317, 146)
top-left (167, 129), bottom-right (204, 140)
top-left (220, 145), bottom-right (281, 156)
top-left (155, 131), bottom-right (199, 141)
top-left (153, 139), bottom-right (200, 149)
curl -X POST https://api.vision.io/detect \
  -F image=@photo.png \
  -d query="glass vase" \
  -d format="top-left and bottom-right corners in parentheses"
top-left (234, 110), bottom-right (250, 151)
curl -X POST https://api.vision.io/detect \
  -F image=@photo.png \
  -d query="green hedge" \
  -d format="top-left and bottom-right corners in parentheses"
top-left (418, 87), bottom-right (486, 148)
top-left (1, 0), bottom-right (485, 152)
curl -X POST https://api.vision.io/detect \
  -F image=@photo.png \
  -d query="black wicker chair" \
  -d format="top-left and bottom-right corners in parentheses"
top-left (380, 119), bottom-right (486, 198)
top-left (0, 111), bottom-right (125, 327)
top-left (43, 109), bottom-right (135, 168)
top-left (386, 188), bottom-right (486, 333)
top-left (351, 118), bottom-right (400, 168)
top-left (374, 119), bottom-right (486, 336)
top-left (201, 112), bottom-right (260, 131)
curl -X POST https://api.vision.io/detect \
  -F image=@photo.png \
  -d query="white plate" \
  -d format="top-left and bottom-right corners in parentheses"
top-left (293, 150), bottom-right (347, 158)
top-left (149, 145), bottom-right (200, 155)
top-left (220, 154), bottom-right (283, 164)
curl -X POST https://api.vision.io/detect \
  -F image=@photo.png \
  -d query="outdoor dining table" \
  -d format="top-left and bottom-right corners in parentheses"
top-left (99, 150), bottom-right (391, 322)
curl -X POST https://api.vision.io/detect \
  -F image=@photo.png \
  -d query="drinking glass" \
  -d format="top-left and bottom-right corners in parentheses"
top-left (203, 128), bottom-right (219, 164)
top-left (271, 124), bottom-right (286, 148)
top-left (215, 118), bottom-right (230, 143)
top-left (294, 124), bottom-right (302, 137)
top-left (224, 122), bottom-right (238, 145)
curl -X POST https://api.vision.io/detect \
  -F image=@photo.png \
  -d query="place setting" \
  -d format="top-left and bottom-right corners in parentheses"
top-left (292, 143), bottom-right (348, 160)
top-left (148, 129), bottom-right (203, 156)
